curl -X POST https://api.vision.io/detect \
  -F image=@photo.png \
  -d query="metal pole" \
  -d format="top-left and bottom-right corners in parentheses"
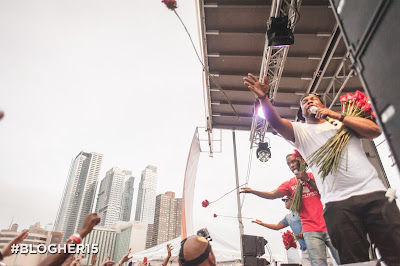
top-left (232, 130), bottom-right (244, 263)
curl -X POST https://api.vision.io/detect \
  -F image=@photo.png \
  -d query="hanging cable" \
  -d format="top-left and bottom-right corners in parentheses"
top-left (240, 145), bottom-right (254, 210)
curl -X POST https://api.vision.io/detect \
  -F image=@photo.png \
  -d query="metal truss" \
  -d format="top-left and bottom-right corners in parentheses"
top-left (324, 52), bottom-right (355, 110)
top-left (250, 0), bottom-right (302, 148)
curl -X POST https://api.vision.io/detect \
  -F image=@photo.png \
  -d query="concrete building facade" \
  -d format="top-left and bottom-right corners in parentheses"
top-left (146, 192), bottom-right (182, 248)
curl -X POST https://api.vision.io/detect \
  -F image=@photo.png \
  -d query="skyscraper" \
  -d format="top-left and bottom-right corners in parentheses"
top-left (135, 165), bottom-right (157, 224)
top-left (54, 151), bottom-right (103, 242)
top-left (96, 168), bottom-right (134, 228)
top-left (121, 175), bottom-right (135, 221)
top-left (147, 192), bottom-right (182, 248)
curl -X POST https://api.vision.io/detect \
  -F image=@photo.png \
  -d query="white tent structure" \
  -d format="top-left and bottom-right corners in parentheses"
top-left (129, 231), bottom-right (241, 265)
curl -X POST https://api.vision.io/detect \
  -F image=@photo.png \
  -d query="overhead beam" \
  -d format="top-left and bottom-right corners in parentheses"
top-left (306, 25), bottom-right (342, 94)
top-left (206, 31), bottom-right (332, 37)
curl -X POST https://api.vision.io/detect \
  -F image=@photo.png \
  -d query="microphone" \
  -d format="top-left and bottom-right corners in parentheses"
top-left (309, 106), bottom-right (338, 126)
top-left (293, 169), bottom-right (299, 174)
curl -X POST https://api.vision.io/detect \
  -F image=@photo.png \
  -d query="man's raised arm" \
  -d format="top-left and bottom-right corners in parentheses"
top-left (243, 74), bottom-right (295, 142)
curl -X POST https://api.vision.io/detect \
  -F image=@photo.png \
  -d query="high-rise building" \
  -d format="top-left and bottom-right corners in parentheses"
top-left (147, 192), bottom-right (182, 248)
top-left (135, 165), bottom-right (157, 224)
top-left (121, 175), bottom-right (135, 222)
top-left (54, 151), bottom-right (103, 242)
top-left (96, 168), bottom-right (134, 227)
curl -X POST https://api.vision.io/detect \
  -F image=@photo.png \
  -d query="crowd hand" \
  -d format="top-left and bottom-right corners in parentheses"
top-left (101, 255), bottom-right (115, 266)
top-left (166, 243), bottom-right (173, 257)
top-left (295, 171), bottom-right (309, 182)
top-left (240, 187), bottom-right (253, 194)
top-left (91, 254), bottom-right (98, 266)
top-left (1, 230), bottom-right (28, 257)
top-left (71, 254), bottom-right (84, 266)
top-left (243, 74), bottom-right (270, 98)
top-left (252, 219), bottom-right (264, 226)
top-left (78, 213), bottom-right (100, 239)
top-left (118, 248), bottom-right (132, 264)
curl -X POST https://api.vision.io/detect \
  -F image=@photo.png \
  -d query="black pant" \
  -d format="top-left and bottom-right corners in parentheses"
top-left (323, 191), bottom-right (400, 265)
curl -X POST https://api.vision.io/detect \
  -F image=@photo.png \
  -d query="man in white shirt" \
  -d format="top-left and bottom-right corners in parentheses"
top-left (243, 73), bottom-right (400, 264)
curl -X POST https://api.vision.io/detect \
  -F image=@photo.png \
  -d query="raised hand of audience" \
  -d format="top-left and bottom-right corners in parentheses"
top-left (116, 248), bottom-right (132, 266)
top-left (101, 255), bottom-right (115, 266)
top-left (79, 213), bottom-right (100, 239)
top-left (1, 230), bottom-right (28, 259)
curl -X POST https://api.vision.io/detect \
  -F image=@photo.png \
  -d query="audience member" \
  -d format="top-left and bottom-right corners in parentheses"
top-left (178, 236), bottom-right (216, 266)
top-left (253, 196), bottom-right (311, 266)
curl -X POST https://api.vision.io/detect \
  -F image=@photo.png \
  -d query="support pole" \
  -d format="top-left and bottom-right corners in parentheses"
top-left (232, 130), bottom-right (244, 263)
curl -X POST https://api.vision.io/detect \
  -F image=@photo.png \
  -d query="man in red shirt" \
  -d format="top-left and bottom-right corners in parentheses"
top-left (241, 153), bottom-right (340, 265)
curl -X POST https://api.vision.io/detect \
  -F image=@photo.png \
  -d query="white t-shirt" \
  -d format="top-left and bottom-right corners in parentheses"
top-left (291, 121), bottom-right (386, 204)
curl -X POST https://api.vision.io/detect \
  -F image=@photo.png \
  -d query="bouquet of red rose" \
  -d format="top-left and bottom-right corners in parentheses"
top-left (290, 150), bottom-right (308, 213)
top-left (282, 230), bottom-right (297, 250)
top-left (307, 90), bottom-right (375, 185)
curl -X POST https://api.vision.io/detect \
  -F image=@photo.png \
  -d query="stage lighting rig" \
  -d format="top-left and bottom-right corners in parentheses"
top-left (267, 16), bottom-right (294, 47)
top-left (256, 141), bottom-right (271, 163)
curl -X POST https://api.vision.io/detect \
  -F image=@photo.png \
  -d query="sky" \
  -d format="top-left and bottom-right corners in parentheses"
top-left (1, 0), bottom-right (399, 262)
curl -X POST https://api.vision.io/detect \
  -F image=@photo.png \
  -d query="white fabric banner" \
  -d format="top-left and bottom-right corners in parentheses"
top-left (181, 128), bottom-right (201, 239)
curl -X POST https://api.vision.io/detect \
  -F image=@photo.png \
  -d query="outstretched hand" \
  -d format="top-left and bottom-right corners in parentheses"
top-left (243, 74), bottom-right (270, 98)
top-left (120, 248), bottom-right (132, 263)
top-left (240, 187), bottom-right (253, 194)
top-left (252, 219), bottom-right (264, 226)
top-left (101, 255), bottom-right (115, 266)
top-left (79, 213), bottom-right (100, 239)
top-left (1, 230), bottom-right (29, 257)
top-left (166, 243), bottom-right (173, 257)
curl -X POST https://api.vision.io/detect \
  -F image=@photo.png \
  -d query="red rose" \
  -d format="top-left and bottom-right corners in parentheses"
top-left (162, 0), bottom-right (177, 10)
top-left (356, 99), bottom-right (366, 108)
top-left (340, 95), bottom-right (347, 103)
top-left (355, 90), bottom-right (367, 101)
top-left (213, 214), bottom-right (217, 218)
top-left (346, 93), bottom-right (354, 102)
top-left (202, 200), bottom-right (209, 208)
top-left (362, 103), bottom-right (371, 112)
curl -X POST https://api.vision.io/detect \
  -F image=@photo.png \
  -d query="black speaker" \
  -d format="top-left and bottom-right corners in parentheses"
top-left (243, 256), bottom-right (269, 266)
top-left (242, 235), bottom-right (268, 256)
top-left (330, 0), bottom-right (400, 168)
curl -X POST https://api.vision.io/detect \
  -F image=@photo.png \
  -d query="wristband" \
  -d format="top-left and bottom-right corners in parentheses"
top-left (339, 113), bottom-right (346, 122)
top-left (306, 177), bottom-right (312, 184)
top-left (69, 234), bottom-right (82, 244)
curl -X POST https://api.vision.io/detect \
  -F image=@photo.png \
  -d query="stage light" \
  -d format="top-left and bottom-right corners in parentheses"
top-left (255, 100), bottom-right (266, 119)
top-left (256, 142), bottom-right (271, 162)
top-left (267, 16), bottom-right (294, 47)
top-left (257, 105), bottom-right (265, 119)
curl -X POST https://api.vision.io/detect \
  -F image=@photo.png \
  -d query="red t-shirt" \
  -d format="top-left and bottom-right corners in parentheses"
top-left (278, 172), bottom-right (327, 232)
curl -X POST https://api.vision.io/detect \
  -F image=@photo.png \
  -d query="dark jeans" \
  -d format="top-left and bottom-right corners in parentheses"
top-left (323, 191), bottom-right (400, 265)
